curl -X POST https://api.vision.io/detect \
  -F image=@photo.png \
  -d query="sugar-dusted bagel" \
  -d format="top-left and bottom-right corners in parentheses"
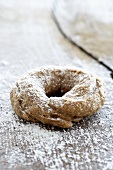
top-left (10, 66), bottom-right (106, 128)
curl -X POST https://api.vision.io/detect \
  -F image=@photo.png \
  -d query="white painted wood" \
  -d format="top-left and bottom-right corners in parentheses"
top-left (54, 0), bottom-right (113, 70)
top-left (0, 0), bottom-right (113, 169)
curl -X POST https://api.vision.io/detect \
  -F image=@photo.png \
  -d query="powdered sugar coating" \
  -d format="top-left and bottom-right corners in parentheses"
top-left (10, 66), bottom-right (106, 128)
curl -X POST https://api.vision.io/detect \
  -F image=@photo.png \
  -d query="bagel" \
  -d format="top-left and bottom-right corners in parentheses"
top-left (10, 66), bottom-right (106, 128)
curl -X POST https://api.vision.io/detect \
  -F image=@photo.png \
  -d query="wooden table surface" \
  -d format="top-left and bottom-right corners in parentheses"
top-left (0, 0), bottom-right (113, 169)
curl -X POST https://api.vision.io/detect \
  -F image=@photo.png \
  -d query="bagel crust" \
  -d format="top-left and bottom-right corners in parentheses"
top-left (10, 66), bottom-right (106, 128)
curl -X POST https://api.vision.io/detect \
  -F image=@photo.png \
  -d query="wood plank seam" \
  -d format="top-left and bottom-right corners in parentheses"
top-left (52, 2), bottom-right (113, 79)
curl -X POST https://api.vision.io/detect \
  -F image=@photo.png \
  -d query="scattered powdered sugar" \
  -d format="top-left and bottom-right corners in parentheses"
top-left (1, 66), bottom-right (112, 170)
top-left (0, 0), bottom-right (113, 169)
top-left (0, 60), bottom-right (9, 66)
top-left (4, 122), bottom-right (59, 168)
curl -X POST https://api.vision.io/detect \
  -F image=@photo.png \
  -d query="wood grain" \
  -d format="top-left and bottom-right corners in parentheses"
top-left (53, 0), bottom-right (113, 73)
top-left (0, 0), bottom-right (113, 169)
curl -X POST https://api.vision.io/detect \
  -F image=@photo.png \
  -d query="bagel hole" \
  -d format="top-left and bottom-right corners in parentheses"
top-left (51, 114), bottom-right (59, 119)
top-left (46, 88), bottom-right (69, 98)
